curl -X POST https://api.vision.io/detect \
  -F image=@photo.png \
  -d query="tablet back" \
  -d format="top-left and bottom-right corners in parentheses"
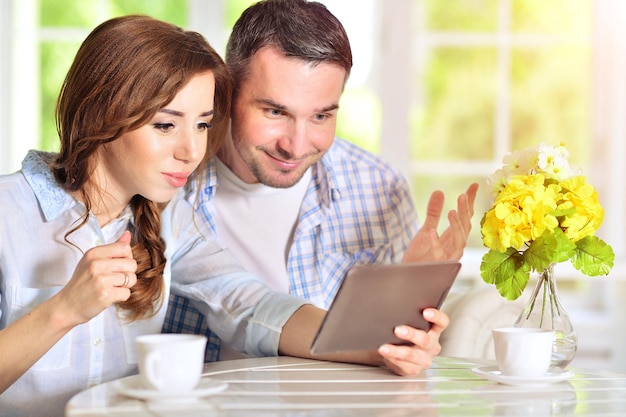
top-left (310, 261), bottom-right (461, 354)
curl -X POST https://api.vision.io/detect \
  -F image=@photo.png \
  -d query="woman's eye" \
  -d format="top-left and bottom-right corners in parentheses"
top-left (153, 122), bottom-right (174, 132)
top-left (197, 122), bottom-right (213, 131)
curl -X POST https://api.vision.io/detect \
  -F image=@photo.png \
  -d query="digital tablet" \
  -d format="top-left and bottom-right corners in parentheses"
top-left (310, 260), bottom-right (461, 354)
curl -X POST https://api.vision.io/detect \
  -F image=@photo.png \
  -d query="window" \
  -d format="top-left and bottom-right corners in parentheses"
top-left (1, 0), bottom-right (259, 173)
top-left (1, 0), bottom-right (374, 173)
top-left (408, 0), bottom-right (592, 251)
top-left (3, 3), bottom-right (621, 266)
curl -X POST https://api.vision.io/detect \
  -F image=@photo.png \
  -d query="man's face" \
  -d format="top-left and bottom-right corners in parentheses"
top-left (224, 46), bottom-right (346, 188)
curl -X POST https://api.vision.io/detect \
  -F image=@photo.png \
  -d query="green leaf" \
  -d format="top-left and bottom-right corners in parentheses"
top-left (550, 228), bottom-right (577, 262)
top-left (480, 249), bottom-right (531, 300)
top-left (524, 228), bottom-right (575, 269)
top-left (524, 239), bottom-right (552, 271)
top-left (480, 249), bottom-right (510, 284)
top-left (553, 206), bottom-right (576, 218)
top-left (479, 211), bottom-right (487, 229)
top-left (572, 236), bottom-right (615, 276)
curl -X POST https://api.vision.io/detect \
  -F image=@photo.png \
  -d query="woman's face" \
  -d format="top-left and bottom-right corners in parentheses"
top-left (94, 71), bottom-right (216, 210)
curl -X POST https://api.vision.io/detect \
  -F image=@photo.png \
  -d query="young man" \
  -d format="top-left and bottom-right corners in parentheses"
top-left (163, 0), bottom-right (478, 361)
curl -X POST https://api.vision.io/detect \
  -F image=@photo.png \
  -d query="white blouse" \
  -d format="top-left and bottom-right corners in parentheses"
top-left (0, 151), bottom-right (306, 417)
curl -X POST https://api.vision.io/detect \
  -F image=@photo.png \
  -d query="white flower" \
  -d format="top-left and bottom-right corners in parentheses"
top-left (503, 147), bottom-right (537, 176)
top-left (486, 168), bottom-right (509, 200)
top-left (488, 143), bottom-right (582, 201)
top-left (536, 143), bottom-right (573, 180)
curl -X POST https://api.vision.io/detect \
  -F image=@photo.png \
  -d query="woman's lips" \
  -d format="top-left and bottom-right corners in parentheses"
top-left (162, 172), bottom-right (190, 188)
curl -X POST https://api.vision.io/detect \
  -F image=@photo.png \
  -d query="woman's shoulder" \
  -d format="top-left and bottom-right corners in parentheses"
top-left (1, 151), bottom-right (69, 218)
top-left (0, 170), bottom-right (31, 196)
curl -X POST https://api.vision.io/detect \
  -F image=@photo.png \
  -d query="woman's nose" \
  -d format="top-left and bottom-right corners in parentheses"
top-left (175, 129), bottom-right (203, 163)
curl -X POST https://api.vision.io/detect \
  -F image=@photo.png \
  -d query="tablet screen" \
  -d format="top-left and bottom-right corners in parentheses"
top-left (310, 260), bottom-right (461, 354)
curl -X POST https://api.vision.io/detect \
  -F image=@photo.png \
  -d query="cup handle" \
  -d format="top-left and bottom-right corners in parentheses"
top-left (144, 350), bottom-right (163, 390)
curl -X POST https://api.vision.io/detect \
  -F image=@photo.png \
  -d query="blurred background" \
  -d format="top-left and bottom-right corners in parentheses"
top-left (1, 0), bottom-right (625, 371)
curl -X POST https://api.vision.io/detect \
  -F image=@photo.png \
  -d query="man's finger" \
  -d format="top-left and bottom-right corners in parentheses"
top-left (428, 229), bottom-right (445, 260)
top-left (421, 190), bottom-right (445, 230)
top-left (463, 183), bottom-right (479, 217)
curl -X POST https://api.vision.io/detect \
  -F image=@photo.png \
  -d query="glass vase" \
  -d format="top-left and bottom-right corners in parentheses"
top-left (514, 264), bottom-right (578, 368)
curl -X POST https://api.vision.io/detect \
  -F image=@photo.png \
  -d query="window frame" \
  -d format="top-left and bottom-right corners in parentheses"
top-left (0, 0), bottom-right (229, 174)
top-left (0, 1), bottom-right (10, 172)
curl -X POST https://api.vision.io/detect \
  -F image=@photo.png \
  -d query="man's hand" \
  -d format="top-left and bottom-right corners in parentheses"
top-left (403, 183), bottom-right (478, 263)
top-left (281, 304), bottom-right (450, 377)
top-left (377, 308), bottom-right (449, 376)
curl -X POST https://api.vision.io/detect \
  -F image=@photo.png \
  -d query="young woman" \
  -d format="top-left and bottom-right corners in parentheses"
top-left (0, 14), bottom-right (449, 417)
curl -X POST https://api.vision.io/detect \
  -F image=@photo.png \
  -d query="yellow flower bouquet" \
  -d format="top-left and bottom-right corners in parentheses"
top-left (480, 143), bottom-right (615, 300)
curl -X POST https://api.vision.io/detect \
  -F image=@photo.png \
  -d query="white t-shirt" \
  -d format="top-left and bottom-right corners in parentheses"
top-left (214, 158), bottom-right (311, 293)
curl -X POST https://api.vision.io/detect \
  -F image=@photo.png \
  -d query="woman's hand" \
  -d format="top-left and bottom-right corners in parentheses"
top-left (0, 231), bottom-right (137, 393)
top-left (56, 230), bottom-right (138, 326)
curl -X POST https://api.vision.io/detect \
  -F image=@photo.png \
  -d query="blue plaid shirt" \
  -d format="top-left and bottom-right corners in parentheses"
top-left (163, 139), bottom-right (419, 361)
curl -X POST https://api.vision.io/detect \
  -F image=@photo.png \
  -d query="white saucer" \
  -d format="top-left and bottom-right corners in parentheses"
top-left (471, 366), bottom-right (574, 387)
top-left (112, 375), bottom-right (228, 402)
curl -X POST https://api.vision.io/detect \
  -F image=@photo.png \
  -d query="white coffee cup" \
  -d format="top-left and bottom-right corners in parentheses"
top-left (492, 327), bottom-right (554, 377)
top-left (136, 334), bottom-right (207, 393)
